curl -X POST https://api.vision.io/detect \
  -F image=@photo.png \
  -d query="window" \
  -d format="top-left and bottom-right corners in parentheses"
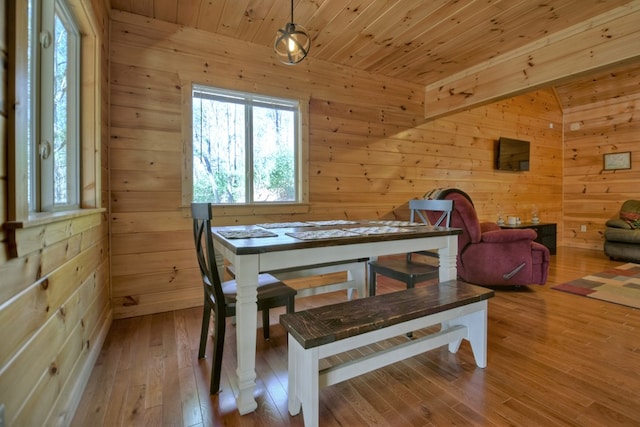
top-left (7, 0), bottom-right (102, 254)
top-left (26, 0), bottom-right (80, 212)
top-left (191, 85), bottom-right (301, 204)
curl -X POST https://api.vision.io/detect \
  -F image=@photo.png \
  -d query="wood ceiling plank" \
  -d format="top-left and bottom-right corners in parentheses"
top-left (556, 63), bottom-right (640, 110)
top-left (131, 0), bottom-right (154, 17)
top-left (346, 0), bottom-right (466, 71)
top-left (382, 0), bottom-right (625, 84)
top-left (401, 0), bottom-right (633, 85)
top-left (232, 0), bottom-right (278, 42)
top-left (370, 0), bottom-right (527, 81)
top-left (196, 0), bottom-right (225, 33)
top-left (292, 0), bottom-right (348, 50)
top-left (109, 0), bottom-right (640, 109)
top-left (247, 0), bottom-right (311, 47)
top-left (215, 0), bottom-right (253, 37)
top-left (355, 0), bottom-right (497, 77)
top-left (310, 0), bottom-right (382, 58)
top-left (424, 5), bottom-right (640, 120)
top-left (397, 1), bottom-right (572, 83)
top-left (177, 0), bottom-right (203, 27)
top-left (373, 0), bottom-right (605, 81)
top-left (318, 0), bottom-right (401, 62)
top-left (154, 0), bottom-right (178, 23)
top-left (110, 0), bottom-right (133, 11)
top-left (332, 0), bottom-right (428, 68)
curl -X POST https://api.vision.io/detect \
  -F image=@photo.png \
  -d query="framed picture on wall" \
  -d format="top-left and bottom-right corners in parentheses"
top-left (603, 152), bottom-right (631, 171)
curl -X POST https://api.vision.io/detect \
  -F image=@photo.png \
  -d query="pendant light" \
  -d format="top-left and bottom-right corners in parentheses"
top-left (274, 0), bottom-right (310, 65)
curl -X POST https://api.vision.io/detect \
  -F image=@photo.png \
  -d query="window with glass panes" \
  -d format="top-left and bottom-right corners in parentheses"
top-left (191, 85), bottom-right (300, 204)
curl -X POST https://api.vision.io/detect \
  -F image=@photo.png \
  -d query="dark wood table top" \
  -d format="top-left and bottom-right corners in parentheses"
top-left (499, 221), bottom-right (555, 228)
top-left (280, 280), bottom-right (494, 349)
top-left (211, 221), bottom-right (462, 255)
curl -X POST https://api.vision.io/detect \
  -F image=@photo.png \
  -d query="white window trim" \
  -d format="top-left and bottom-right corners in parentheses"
top-left (7, 0), bottom-right (103, 229)
top-left (181, 80), bottom-right (310, 215)
top-left (38, 0), bottom-right (81, 211)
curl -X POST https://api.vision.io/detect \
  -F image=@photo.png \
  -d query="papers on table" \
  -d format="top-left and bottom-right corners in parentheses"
top-left (287, 226), bottom-right (416, 240)
top-left (256, 222), bottom-right (312, 229)
top-left (218, 229), bottom-right (278, 239)
top-left (368, 220), bottom-right (425, 227)
top-left (286, 229), bottom-right (361, 240)
top-left (256, 219), bottom-right (359, 230)
top-left (221, 220), bottom-right (430, 240)
top-left (348, 226), bottom-right (414, 235)
top-left (305, 220), bottom-right (359, 226)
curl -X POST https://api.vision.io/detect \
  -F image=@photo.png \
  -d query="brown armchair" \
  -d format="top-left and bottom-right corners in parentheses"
top-left (427, 188), bottom-right (550, 286)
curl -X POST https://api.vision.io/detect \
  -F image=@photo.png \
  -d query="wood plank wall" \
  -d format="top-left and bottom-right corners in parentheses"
top-left (109, 10), bottom-right (563, 319)
top-left (0, 0), bottom-right (111, 425)
top-left (1, 5), bottom-right (635, 425)
top-left (563, 94), bottom-right (640, 249)
top-left (0, 0), bottom-right (6, 239)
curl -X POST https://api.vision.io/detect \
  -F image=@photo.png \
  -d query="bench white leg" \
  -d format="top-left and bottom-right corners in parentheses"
top-left (467, 307), bottom-right (488, 368)
top-left (288, 335), bottom-right (302, 415)
top-left (448, 302), bottom-right (488, 367)
top-left (300, 348), bottom-right (320, 427)
top-left (288, 337), bottom-right (321, 427)
top-left (441, 320), bottom-right (463, 353)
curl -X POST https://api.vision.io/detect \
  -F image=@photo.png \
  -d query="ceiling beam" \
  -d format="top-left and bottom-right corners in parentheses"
top-left (424, 4), bottom-right (640, 121)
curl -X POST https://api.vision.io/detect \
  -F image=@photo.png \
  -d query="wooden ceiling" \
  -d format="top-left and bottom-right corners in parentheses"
top-left (109, 0), bottom-right (640, 113)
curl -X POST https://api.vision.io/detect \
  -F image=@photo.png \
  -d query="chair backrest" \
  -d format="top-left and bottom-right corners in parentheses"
top-left (191, 203), bottom-right (226, 311)
top-left (409, 199), bottom-right (453, 227)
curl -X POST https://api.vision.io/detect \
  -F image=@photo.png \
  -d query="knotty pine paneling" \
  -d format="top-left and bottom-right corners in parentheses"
top-left (109, 11), bottom-right (563, 318)
top-left (110, 268), bottom-right (201, 298)
top-left (0, 0), bottom-right (111, 425)
top-left (563, 94), bottom-right (640, 250)
top-left (1, 0), bottom-right (7, 250)
top-left (556, 62), bottom-right (640, 110)
top-left (110, 0), bottom-right (638, 90)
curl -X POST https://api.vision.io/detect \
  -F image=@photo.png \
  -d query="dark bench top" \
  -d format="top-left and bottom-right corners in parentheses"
top-left (280, 280), bottom-right (494, 349)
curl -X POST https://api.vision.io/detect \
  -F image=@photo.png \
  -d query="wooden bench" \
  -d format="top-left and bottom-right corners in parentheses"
top-left (279, 280), bottom-right (494, 427)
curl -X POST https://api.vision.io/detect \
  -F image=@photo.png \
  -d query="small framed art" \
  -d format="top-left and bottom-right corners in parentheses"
top-left (603, 152), bottom-right (631, 171)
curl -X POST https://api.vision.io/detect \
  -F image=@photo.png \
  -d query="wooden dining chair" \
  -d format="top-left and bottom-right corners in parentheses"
top-left (368, 199), bottom-right (454, 296)
top-left (191, 203), bottom-right (297, 394)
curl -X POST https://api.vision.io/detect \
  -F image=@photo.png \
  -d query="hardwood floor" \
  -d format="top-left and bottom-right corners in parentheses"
top-left (71, 247), bottom-right (640, 426)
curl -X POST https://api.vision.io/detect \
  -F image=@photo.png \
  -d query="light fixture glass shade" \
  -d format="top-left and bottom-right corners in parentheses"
top-left (274, 22), bottom-right (310, 65)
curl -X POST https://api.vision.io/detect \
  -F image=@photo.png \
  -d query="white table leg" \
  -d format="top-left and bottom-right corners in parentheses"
top-left (347, 262), bottom-right (367, 299)
top-left (233, 255), bottom-right (260, 414)
top-left (439, 235), bottom-right (458, 282)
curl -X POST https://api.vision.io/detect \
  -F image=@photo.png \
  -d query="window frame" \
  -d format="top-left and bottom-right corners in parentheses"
top-left (191, 84), bottom-right (301, 205)
top-left (182, 81), bottom-right (310, 214)
top-left (38, 0), bottom-right (81, 211)
top-left (7, 0), bottom-right (103, 227)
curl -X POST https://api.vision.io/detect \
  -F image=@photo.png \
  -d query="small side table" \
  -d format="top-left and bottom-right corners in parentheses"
top-left (499, 222), bottom-right (557, 255)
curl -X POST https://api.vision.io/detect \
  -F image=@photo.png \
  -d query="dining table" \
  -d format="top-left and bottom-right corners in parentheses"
top-left (210, 219), bottom-right (462, 415)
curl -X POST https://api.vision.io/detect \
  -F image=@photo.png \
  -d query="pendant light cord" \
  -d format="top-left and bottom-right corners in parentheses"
top-left (290, 0), bottom-right (295, 24)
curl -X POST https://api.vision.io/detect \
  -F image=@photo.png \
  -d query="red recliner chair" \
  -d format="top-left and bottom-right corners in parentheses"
top-left (427, 188), bottom-right (550, 286)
